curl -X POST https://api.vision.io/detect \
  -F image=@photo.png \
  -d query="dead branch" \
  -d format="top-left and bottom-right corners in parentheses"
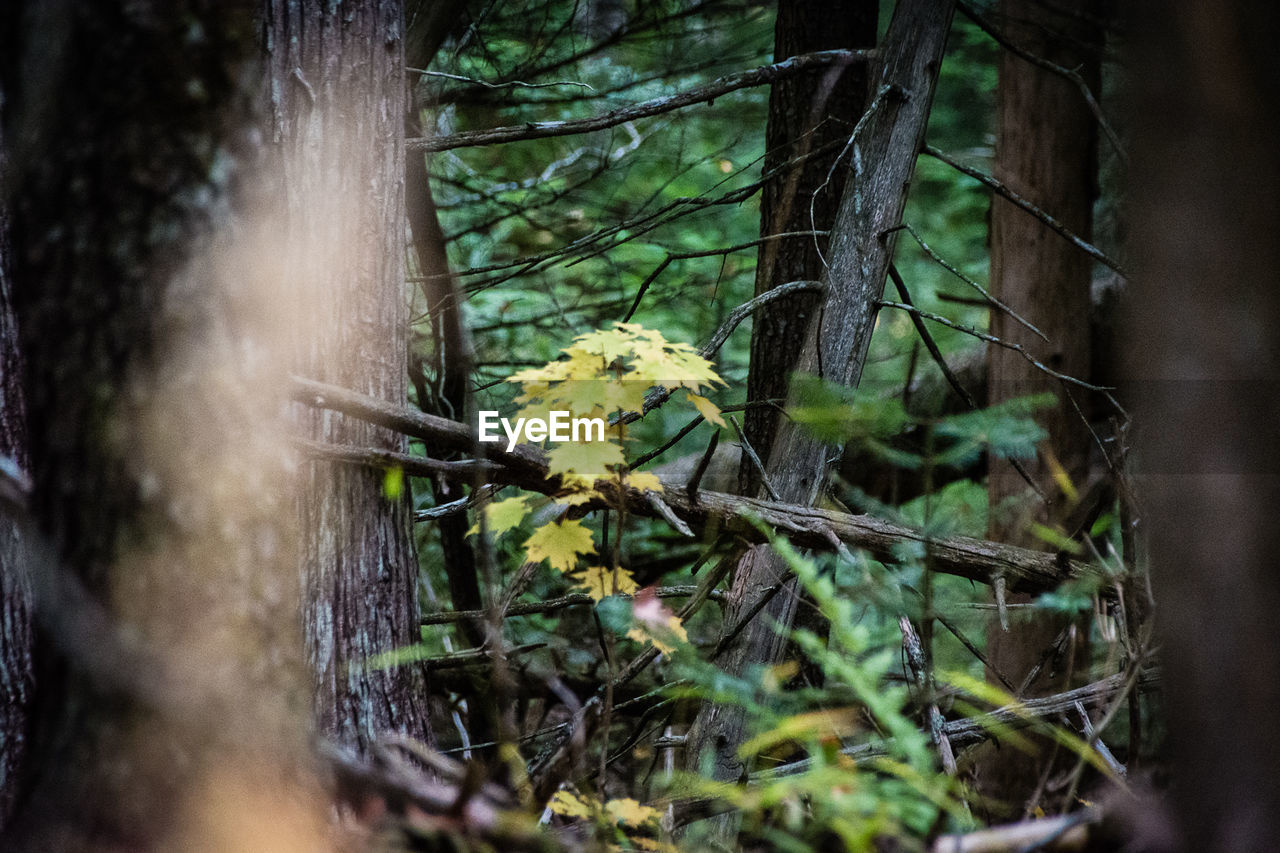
top-left (292, 375), bottom-right (1098, 593)
top-left (409, 50), bottom-right (874, 152)
top-left (922, 145), bottom-right (1128, 276)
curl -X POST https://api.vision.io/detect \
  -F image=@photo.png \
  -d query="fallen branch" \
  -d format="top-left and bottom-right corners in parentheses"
top-left (421, 585), bottom-right (722, 625)
top-left (409, 50), bottom-right (873, 152)
top-left (291, 377), bottom-right (1098, 592)
top-left (930, 810), bottom-right (1098, 853)
top-left (664, 670), bottom-right (1158, 828)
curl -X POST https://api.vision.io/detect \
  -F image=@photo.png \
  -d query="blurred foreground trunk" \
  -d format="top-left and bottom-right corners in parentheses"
top-left (1129, 1), bottom-right (1280, 850)
top-left (2, 2), bottom-right (328, 848)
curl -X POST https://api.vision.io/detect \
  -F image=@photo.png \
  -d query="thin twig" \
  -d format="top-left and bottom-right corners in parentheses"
top-left (729, 415), bottom-right (778, 500)
top-left (886, 264), bottom-right (1048, 504)
top-left (923, 145), bottom-right (1128, 276)
top-left (957, 0), bottom-right (1128, 163)
top-left (886, 223), bottom-right (1048, 342)
top-left (622, 231), bottom-right (827, 322)
top-left (409, 67), bottom-right (595, 92)
top-left (876, 300), bottom-right (1113, 392)
top-left (686, 430), bottom-right (721, 503)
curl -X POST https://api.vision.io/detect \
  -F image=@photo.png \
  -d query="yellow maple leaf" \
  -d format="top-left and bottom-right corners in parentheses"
top-left (571, 325), bottom-right (641, 364)
top-left (466, 495), bottom-right (531, 538)
top-left (594, 378), bottom-right (650, 416)
top-left (575, 565), bottom-right (639, 600)
top-left (664, 346), bottom-right (723, 391)
top-left (556, 489), bottom-right (599, 508)
top-left (604, 797), bottom-right (660, 827)
top-left (633, 838), bottom-right (679, 853)
top-left (548, 790), bottom-right (592, 819)
top-left (541, 379), bottom-right (610, 420)
top-left (685, 391), bottom-right (726, 427)
top-left (547, 439), bottom-right (625, 480)
top-left (622, 470), bottom-right (662, 493)
top-left (524, 518), bottom-right (595, 573)
top-left (509, 360), bottom-right (572, 385)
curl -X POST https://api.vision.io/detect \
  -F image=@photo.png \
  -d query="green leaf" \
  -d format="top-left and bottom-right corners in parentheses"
top-left (935, 394), bottom-right (1053, 461)
top-left (787, 375), bottom-right (911, 442)
top-left (382, 466), bottom-right (404, 500)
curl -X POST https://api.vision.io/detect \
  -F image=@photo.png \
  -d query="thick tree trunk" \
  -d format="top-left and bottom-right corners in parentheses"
top-left (977, 0), bottom-right (1100, 815)
top-left (741, 0), bottom-right (876, 492)
top-left (0, 107), bottom-right (33, 828)
top-left (263, 0), bottom-right (433, 751)
top-left (1129, 3), bottom-right (1280, 849)
top-left (684, 1), bottom-right (956, 841)
top-left (2, 3), bottom-right (322, 848)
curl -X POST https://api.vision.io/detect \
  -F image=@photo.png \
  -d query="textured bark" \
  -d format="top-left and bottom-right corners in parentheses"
top-left (0, 104), bottom-right (33, 827)
top-left (683, 0), bottom-right (956, 824)
top-left (1129, 2), bottom-right (1280, 850)
top-left (742, 0), bottom-right (876, 493)
top-left (977, 0), bottom-right (1100, 814)
top-left (2, 3), bottom-right (321, 849)
top-left (263, 0), bottom-right (433, 750)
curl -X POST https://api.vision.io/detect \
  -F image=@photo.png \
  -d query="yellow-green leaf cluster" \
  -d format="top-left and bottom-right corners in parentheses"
top-left (573, 564), bottom-right (639, 601)
top-left (508, 322), bottom-right (723, 505)
top-left (465, 323), bottom-right (725, 614)
top-left (466, 495), bottom-right (532, 538)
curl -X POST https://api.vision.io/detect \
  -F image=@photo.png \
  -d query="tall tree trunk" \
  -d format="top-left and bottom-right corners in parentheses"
top-left (684, 0), bottom-right (955, 842)
top-left (741, 0), bottom-right (877, 493)
top-left (977, 0), bottom-right (1100, 815)
top-left (1129, 2), bottom-right (1280, 849)
top-left (263, 0), bottom-right (434, 751)
top-left (0, 99), bottom-right (33, 828)
top-left (405, 1), bottom-right (484, 649)
top-left (2, 3), bottom-right (323, 848)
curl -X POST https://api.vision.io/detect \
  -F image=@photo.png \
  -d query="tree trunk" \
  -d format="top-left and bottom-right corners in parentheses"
top-left (263, 0), bottom-right (434, 751)
top-left (976, 0), bottom-right (1100, 815)
top-left (1129, 2), bottom-right (1280, 849)
top-left (0, 102), bottom-right (33, 827)
top-left (684, 0), bottom-right (956, 841)
top-left (2, 3), bottom-right (323, 848)
top-left (741, 0), bottom-right (877, 493)
top-left (405, 2), bottom-right (484, 649)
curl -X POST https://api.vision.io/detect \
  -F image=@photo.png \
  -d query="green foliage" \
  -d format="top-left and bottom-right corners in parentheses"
top-left (662, 533), bottom-right (970, 851)
top-left (403, 3), bottom-right (1139, 848)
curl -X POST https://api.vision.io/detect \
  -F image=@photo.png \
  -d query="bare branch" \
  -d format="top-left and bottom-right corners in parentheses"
top-left (291, 376), bottom-right (1098, 592)
top-left (409, 50), bottom-right (875, 152)
top-left (757, 668), bottom-right (1160, 779)
top-left (922, 145), bottom-right (1128, 276)
top-left (957, 0), bottom-right (1127, 163)
top-left (876, 299), bottom-right (1113, 392)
